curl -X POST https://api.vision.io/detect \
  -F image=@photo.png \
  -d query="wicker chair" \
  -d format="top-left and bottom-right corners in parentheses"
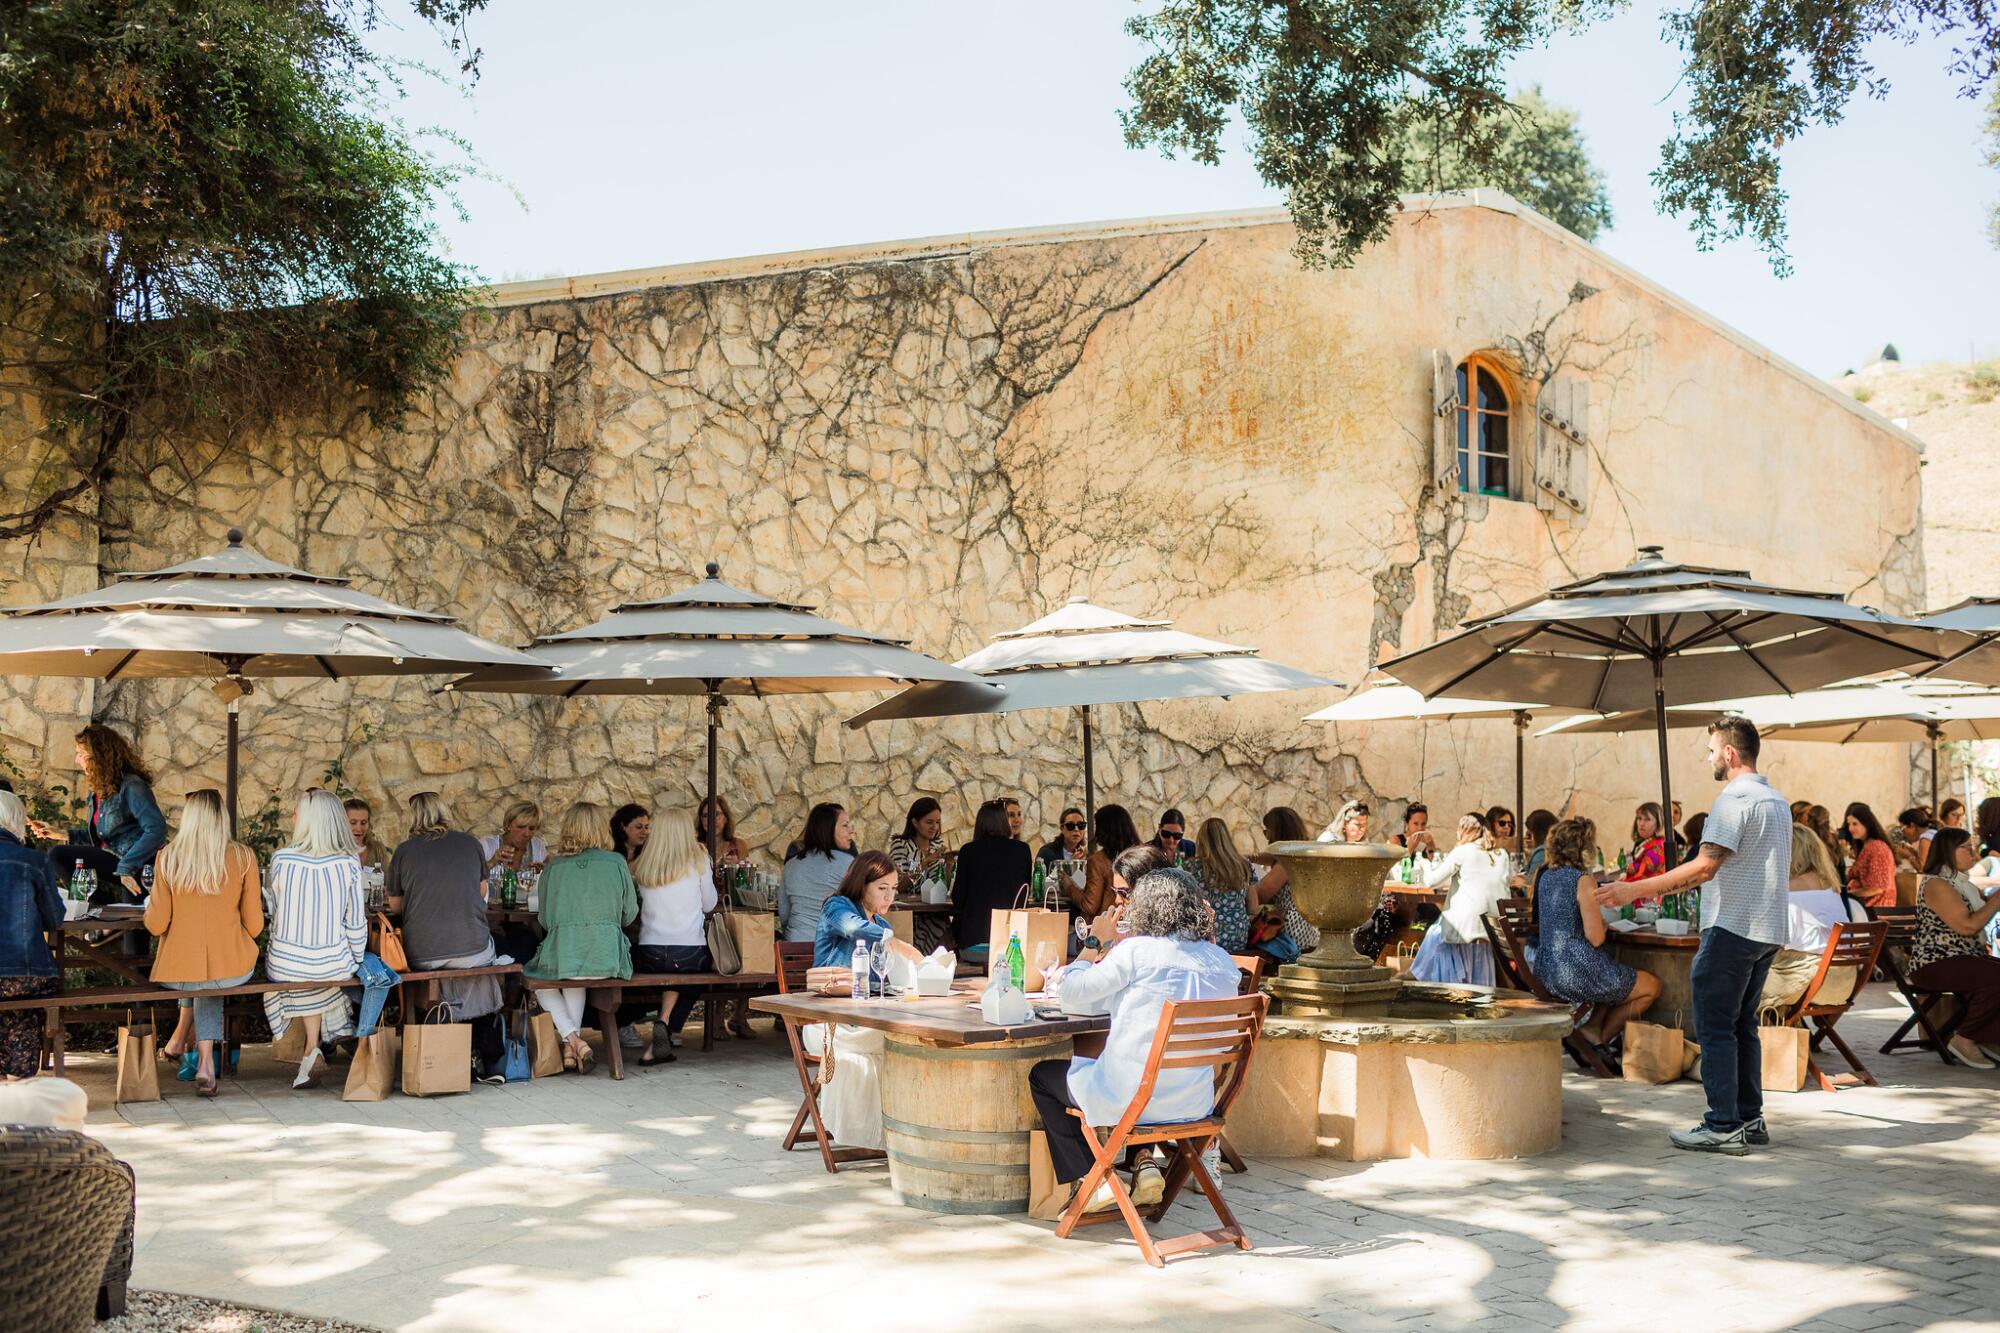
top-left (0, 1125), bottom-right (135, 1328)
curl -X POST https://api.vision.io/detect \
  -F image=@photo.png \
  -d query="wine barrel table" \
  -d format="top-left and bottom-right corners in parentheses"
top-left (1610, 929), bottom-right (1701, 1038)
top-left (751, 985), bottom-right (1109, 1215)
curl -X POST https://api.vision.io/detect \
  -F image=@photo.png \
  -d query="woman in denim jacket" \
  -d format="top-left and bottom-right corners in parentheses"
top-left (73, 725), bottom-right (166, 896)
top-left (0, 791), bottom-right (64, 1076)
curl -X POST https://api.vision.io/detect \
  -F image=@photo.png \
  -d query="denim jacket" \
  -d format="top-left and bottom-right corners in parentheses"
top-left (0, 830), bottom-right (64, 977)
top-left (813, 894), bottom-right (890, 968)
top-left (93, 774), bottom-right (167, 878)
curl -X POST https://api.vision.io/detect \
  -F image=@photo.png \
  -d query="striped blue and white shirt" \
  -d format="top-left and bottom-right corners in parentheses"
top-left (263, 851), bottom-right (366, 981)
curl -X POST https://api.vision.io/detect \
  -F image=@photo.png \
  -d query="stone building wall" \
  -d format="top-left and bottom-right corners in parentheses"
top-left (0, 195), bottom-right (1923, 855)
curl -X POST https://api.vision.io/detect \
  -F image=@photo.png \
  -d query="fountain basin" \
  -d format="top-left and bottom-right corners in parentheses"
top-left (1230, 982), bottom-right (1573, 1161)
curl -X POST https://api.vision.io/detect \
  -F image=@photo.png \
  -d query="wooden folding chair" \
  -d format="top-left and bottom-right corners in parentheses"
top-left (774, 941), bottom-right (884, 1173)
top-left (1054, 992), bottom-right (1268, 1268)
top-left (1214, 954), bottom-right (1266, 1175)
top-left (1773, 920), bottom-right (1887, 1091)
top-left (1869, 906), bottom-right (1965, 1065)
top-left (1488, 902), bottom-right (1618, 1079)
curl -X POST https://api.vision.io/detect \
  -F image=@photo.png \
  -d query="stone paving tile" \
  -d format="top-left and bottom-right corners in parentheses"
top-left (63, 1001), bottom-right (2000, 1331)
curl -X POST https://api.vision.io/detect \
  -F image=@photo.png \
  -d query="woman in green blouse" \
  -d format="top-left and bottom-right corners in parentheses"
top-left (525, 801), bottom-right (639, 1072)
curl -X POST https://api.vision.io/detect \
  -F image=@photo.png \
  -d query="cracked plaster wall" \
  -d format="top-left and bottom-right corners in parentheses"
top-left (0, 204), bottom-right (1923, 852)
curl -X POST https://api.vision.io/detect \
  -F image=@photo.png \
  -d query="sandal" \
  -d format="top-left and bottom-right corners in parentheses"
top-left (639, 1046), bottom-right (677, 1067)
top-left (195, 1073), bottom-right (219, 1098)
top-left (572, 1039), bottom-right (596, 1075)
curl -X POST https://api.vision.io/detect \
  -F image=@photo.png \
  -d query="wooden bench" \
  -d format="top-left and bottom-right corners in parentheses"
top-left (521, 972), bottom-right (778, 1078)
top-left (0, 966), bottom-right (524, 1073)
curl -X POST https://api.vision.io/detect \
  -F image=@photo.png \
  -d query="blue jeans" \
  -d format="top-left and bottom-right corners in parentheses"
top-left (163, 969), bottom-right (254, 1043)
top-left (1691, 926), bottom-right (1780, 1132)
top-left (354, 952), bottom-right (400, 1039)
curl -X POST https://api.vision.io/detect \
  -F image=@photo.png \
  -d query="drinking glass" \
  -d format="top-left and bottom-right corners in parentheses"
top-left (871, 941), bottom-right (894, 996)
top-left (1075, 915), bottom-right (1090, 944)
top-left (1033, 943), bottom-right (1060, 993)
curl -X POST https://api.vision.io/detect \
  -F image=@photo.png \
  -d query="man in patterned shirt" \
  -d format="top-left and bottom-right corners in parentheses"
top-left (1600, 715), bottom-right (1791, 1155)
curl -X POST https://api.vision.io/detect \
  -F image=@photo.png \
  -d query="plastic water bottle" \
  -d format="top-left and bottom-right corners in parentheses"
top-left (73, 861), bottom-right (94, 901)
top-left (851, 939), bottom-right (871, 999)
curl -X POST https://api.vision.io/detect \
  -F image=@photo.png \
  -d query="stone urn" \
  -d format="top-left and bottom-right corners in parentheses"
top-left (1262, 840), bottom-right (1407, 1017)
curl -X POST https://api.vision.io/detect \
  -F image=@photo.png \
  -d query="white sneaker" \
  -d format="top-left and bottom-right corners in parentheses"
top-left (1075, 1177), bottom-right (1119, 1213)
top-left (1130, 1161), bottom-right (1165, 1207)
top-left (618, 1025), bottom-right (645, 1049)
top-left (293, 1048), bottom-right (324, 1089)
top-left (1948, 1036), bottom-right (1997, 1069)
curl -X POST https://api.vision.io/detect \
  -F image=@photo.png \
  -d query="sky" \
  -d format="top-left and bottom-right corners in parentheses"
top-left (366, 2), bottom-right (2000, 376)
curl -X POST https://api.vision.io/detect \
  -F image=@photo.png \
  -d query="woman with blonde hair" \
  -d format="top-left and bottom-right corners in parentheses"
top-left (263, 790), bottom-right (365, 1089)
top-left (629, 809), bottom-right (717, 1065)
top-left (1755, 823), bottom-right (1870, 1014)
top-left (481, 800), bottom-right (548, 876)
top-left (1413, 813), bottom-right (1509, 985)
top-left (388, 791), bottom-right (507, 1083)
top-left (1191, 818), bottom-right (1254, 951)
top-left (526, 802), bottom-right (639, 1072)
top-left (146, 790), bottom-right (262, 1096)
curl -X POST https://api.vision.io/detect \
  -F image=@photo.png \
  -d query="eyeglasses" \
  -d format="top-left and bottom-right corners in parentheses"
top-left (1160, 828), bottom-right (1183, 839)
top-left (1062, 821), bottom-right (1085, 831)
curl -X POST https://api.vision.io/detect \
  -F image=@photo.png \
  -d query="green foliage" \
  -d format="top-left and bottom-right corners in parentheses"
top-left (1121, 0), bottom-right (1996, 273)
top-left (0, 746), bottom-right (88, 836)
top-left (0, 0), bottom-right (487, 540)
top-left (1852, 383), bottom-right (1876, 403)
top-left (238, 794), bottom-right (289, 865)
top-left (1986, 86), bottom-right (2000, 249)
top-left (1393, 86), bottom-right (1611, 239)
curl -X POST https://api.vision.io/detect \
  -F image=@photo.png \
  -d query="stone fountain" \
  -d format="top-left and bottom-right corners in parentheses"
top-left (1229, 840), bottom-right (1576, 1161)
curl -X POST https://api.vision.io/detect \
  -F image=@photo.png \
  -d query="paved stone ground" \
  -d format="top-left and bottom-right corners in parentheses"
top-left (67, 1000), bottom-right (2000, 1332)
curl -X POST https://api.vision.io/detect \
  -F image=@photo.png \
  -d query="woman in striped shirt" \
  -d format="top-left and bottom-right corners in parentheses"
top-left (263, 790), bottom-right (366, 1089)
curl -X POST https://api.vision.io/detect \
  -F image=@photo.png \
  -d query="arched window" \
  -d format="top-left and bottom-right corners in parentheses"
top-left (1455, 356), bottom-right (1513, 498)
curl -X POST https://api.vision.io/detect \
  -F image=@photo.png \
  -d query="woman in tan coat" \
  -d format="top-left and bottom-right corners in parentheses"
top-left (145, 789), bottom-right (262, 1096)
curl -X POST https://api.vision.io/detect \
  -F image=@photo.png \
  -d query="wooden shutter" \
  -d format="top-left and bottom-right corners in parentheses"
top-left (1432, 349), bottom-right (1460, 493)
top-left (1533, 374), bottom-right (1589, 517)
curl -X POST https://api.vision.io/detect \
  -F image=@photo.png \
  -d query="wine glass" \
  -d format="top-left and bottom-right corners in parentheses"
top-left (1075, 914), bottom-right (1091, 945)
top-left (871, 939), bottom-right (894, 996)
top-left (1033, 942), bottom-right (1060, 994)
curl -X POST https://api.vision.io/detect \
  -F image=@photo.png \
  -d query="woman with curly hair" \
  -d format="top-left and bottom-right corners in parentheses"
top-left (1535, 818), bottom-right (1660, 1054)
top-left (63, 724), bottom-right (166, 898)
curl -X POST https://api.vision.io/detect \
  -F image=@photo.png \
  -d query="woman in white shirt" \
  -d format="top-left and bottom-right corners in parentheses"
top-left (628, 810), bottom-right (716, 1066)
top-left (262, 791), bottom-right (366, 1089)
top-left (1411, 813), bottom-right (1509, 986)
top-left (480, 801), bottom-right (549, 876)
top-left (1757, 823), bottom-right (1869, 1013)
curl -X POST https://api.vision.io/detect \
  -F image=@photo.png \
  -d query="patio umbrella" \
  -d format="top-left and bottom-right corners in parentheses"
top-left (844, 597), bottom-right (1338, 850)
top-left (1905, 601), bottom-right (2000, 687)
top-left (1377, 546), bottom-right (1947, 868)
top-left (1537, 681), bottom-right (2000, 807)
top-left (0, 529), bottom-right (544, 829)
top-left (1303, 677), bottom-right (1595, 854)
top-left (445, 562), bottom-right (998, 867)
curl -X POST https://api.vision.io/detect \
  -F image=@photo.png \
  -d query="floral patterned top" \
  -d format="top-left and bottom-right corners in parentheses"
top-left (1195, 866), bottom-right (1252, 952)
top-left (1910, 873), bottom-right (1991, 973)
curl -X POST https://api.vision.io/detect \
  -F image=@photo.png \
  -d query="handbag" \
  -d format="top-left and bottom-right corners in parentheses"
top-left (369, 912), bottom-right (409, 971)
top-left (706, 900), bottom-right (744, 975)
top-left (1259, 933), bottom-right (1302, 966)
top-left (502, 1012), bottom-right (533, 1083)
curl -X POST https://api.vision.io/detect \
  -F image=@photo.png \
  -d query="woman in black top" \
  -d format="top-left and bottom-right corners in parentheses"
top-left (950, 798), bottom-right (1033, 956)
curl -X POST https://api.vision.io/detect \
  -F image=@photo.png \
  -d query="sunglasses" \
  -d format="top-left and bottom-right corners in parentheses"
top-left (1063, 821), bottom-right (1085, 831)
top-left (1160, 829), bottom-right (1183, 838)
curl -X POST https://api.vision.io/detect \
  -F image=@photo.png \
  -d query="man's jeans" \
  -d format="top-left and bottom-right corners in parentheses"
top-left (1691, 926), bottom-right (1780, 1132)
top-left (354, 952), bottom-right (400, 1039)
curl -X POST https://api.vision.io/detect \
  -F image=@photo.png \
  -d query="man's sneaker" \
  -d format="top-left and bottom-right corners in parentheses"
top-left (1072, 1177), bottom-right (1119, 1213)
top-left (1130, 1161), bottom-right (1165, 1207)
top-left (1669, 1123), bottom-right (1749, 1156)
top-left (618, 1024), bottom-right (645, 1049)
top-left (1743, 1117), bottom-right (1770, 1147)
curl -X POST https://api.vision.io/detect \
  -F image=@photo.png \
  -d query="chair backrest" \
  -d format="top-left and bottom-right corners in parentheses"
top-left (775, 941), bottom-right (815, 996)
top-left (1228, 953), bottom-right (1266, 996)
top-left (1792, 920), bottom-right (1888, 1018)
top-left (1490, 903), bottom-right (1559, 1003)
top-left (1866, 903), bottom-right (1917, 943)
top-left (1482, 912), bottom-right (1525, 992)
top-left (1113, 992), bottom-right (1268, 1137)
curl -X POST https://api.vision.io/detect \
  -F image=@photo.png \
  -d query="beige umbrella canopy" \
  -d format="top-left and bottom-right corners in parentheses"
top-left (0, 529), bottom-right (544, 827)
top-left (446, 562), bottom-right (998, 864)
top-left (846, 597), bottom-right (1338, 848)
top-left (1379, 546), bottom-right (1949, 867)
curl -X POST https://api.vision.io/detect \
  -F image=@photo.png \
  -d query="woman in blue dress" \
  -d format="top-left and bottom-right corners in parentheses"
top-left (1535, 818), bottom-right (1661, 1053)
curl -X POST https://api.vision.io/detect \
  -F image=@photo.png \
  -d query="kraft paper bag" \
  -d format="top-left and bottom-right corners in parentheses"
top-left (269, 1019), bottom-right (309, 1064)
top-left (342, 1028), bottom-right (399, 1102)
top-left (1027, 1130), bottom-right (1070, 1221)
top-left (886, 907), bottom-right (915, 946)
top-left (114, 1025), bottom-right (159, 1104)
top-left (1760, 1024), bottom-right (1810, 1093)
top-left (730, 911), bottom-right (776, 975)
top-left (401, 1019), bottom-right (472, 1097)
top-left (987, 909), bottom-right (1070, 990)
top-left (1681, 1039), bottom-right (1702, 1082)
top-left (527, 1011), bottom-right (565, 1078)
top-left (1621, 1021), bottom-right (1685, 1085)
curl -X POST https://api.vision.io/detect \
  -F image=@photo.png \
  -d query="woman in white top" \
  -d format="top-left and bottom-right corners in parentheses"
top-left (1758, 823), bottom-right (1869, 1013)
top-left (480, 800), bottom-right (549, 876)
top-left (1411, 812), bottom-right (1508, 986)
top-left (262, 790), bottom-right (366, 1089)
top-left (628, 810), bottom-right (716, 1066)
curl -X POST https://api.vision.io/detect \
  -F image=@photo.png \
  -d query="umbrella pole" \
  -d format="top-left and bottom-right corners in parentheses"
top-left (1930, 723), bottom-right (1940, 809)
top-left (1653, 656), bottom-right (1677, 873)
top-left (1514, 711), bottom-right (1527, 858)
top-left (705, 687), bottom-right (723, 873)
top-left (226, 699), bottom-right (240, 838)
top-left (1081, 704), bottom-right (1096, 855)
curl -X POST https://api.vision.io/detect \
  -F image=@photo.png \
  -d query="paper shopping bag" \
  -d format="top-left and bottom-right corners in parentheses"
top-left (269, 1019), bottom-right (309, 1064)
top-left (1681, 1039), bottom-right (1702, 1082)
top-left (114, 1025), bottom-right (159, 1104)
top-left (886, 907), bottom-right (915, 947)
top-left (1027, 1130), bottom-right (1070, 1221)
top-left (1621, 1021), bottom-right (1685, 1085)
top-left (527, 1011), bottom-right (565, 1078)
top-left (1759, 1024), bottom-right (1810, 1093)
top-left (987, 909), bottom-right (1070, 990)
top-left (729, 910), bottom-right (776, 975)
top-left (401, 1009), bottom-right (471, 1097)
top-left (342, 1028), bottom-right (399, 1101)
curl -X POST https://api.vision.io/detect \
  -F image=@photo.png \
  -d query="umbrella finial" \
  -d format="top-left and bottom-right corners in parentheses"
top-left (226, 528), bottom-right (244, 546)
top-left (1635, 544), bottom-right (1666, 564)
top-left (705, 561), bottom-right (720, 579)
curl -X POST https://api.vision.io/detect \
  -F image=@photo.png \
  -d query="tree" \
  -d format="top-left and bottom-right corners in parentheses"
top-left (0, 0), bottom-right (488, 541)
top-left (1986, 85), bottom-right (2000, 249)
top-left (1121, 0), bottom-right (1995, 273)
top-left (1394, 86), bottom-right (1611, 240)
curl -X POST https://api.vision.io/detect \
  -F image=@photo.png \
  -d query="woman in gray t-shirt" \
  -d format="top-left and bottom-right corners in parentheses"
top-left (388, 792), bottom-right (505, 1078)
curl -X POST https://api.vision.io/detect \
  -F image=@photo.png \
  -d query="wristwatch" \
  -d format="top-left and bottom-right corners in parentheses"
top-left (1081, 936), bottom-right (1102, 952)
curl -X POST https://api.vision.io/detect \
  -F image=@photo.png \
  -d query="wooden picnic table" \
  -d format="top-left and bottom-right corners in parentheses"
top-left (752, 985), bottom-right (1110, 1215)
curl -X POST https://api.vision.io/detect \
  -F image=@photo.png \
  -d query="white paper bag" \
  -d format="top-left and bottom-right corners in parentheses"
top-left (915, 949), bottom-right (956, 997)
top-left (979, 974), bottom-right (1029, 1024)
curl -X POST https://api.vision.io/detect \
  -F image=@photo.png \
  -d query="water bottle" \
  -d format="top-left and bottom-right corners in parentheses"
top-left (1006, 931), bottom-right (1025, 991)
top-left (851, 939), bottom-right (871, 999)
top-left (71, 858), bottom-right (87, 901)
top-left (139, 865), bottom-right (153, 898)
top-left (1044, 867), bottom-right (1062, 915)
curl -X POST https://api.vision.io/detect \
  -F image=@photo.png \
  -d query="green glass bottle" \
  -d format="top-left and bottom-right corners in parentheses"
top-left (1031, 859), bottom-right (1045, 907)
top-left (1005, 932), bottom-right (1025, 991)
top-left (500, 868), bottom-right (517, 909)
